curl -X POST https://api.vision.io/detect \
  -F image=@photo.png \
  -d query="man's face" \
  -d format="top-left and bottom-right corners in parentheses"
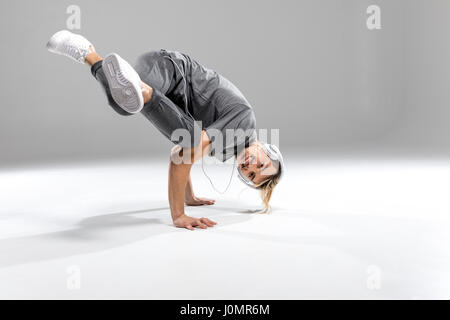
top-left (237, 144), bottom-right (279, 185)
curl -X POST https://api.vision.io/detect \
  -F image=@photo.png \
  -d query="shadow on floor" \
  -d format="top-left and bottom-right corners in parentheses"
top-left (0, 201), bottom-right (254, 268)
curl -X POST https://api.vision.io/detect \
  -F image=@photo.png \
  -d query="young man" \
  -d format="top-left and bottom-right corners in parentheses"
top-left (47, 30), bottom-right (284, 230)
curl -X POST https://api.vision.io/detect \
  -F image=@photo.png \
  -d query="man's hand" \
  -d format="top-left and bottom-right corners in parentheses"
top-left (185, 195), bottom-right (216, 206)
top-left (173, 214), bottom-right (217, 230)
top-left (169, 131), bottom-right (215, 230)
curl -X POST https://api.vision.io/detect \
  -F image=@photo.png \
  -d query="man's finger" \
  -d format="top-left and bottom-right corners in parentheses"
top-left (200, 218), bottom-right (215, 227)
top-left (203, 218), bottom-right (217, 225)
top-left (186, 224), bottom-right (195, 231)
top-left (193, 219), bottom-right (208, 229)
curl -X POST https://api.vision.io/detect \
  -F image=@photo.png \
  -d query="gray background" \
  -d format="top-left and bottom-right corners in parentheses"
top-left (0, 0), bottom-right (448, 167)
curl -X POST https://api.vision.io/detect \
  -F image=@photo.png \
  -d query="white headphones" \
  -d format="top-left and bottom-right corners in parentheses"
top-left (237, 143), bottom-right (284, 188)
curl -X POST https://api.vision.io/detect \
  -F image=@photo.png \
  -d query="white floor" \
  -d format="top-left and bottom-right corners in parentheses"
top-left (0, 157), bottom-right (449, 299)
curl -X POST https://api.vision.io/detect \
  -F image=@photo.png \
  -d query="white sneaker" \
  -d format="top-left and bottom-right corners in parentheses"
top-left (46, 30), bottom-right (94, 64)
top-left (103, 53), bottom-right (144, 113)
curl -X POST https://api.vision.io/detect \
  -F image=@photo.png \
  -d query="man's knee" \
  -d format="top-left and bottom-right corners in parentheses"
top-left (106, 95), bottom-right (133, 116)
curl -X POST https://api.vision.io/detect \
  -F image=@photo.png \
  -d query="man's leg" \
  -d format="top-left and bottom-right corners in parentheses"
top-left (86, 49), bottom-right (153, 103)
top-left (47, 30), bottom-right (152, 115)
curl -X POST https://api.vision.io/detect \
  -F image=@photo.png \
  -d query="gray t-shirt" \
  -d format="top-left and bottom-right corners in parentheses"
top-left (158, 50), bottom-right (257, 161)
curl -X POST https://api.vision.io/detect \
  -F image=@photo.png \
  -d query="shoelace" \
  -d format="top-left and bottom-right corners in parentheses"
top-left (164, 55), bottom-right (236, 194)
top-left (63, 43), bottom-right (87, 62)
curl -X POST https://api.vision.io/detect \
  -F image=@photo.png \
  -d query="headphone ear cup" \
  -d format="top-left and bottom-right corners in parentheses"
top-left (270, 144), bottom-right (281, 158)
top-left (237, 166), bottom-right (258, 188)
top-left (269, 144), bottom-right (284, 179)
top-left (262, 143), bottom-right (277, 161)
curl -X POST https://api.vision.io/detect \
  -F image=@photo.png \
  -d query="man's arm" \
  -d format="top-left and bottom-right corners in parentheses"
top-left (169, 131), bottom-right (217, 230)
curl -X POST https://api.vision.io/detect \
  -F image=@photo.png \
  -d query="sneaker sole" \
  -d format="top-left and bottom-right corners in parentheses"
top-left (103, 54), bottom-right (143, 114)
top-left (46, 30), bottom-right (94, 64)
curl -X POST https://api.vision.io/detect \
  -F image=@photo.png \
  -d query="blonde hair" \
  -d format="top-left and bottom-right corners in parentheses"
top-left (256, 164), bottom-right (282, 213)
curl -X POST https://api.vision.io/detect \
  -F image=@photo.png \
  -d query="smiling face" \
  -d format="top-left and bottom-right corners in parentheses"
top-left (237, 143), bottom-right (279, 186)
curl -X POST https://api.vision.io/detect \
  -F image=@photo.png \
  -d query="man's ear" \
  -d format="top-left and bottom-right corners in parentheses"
top-left (200, 130), bottom-right (212, 155)
top-left (191, 130), bottom-right (212, 163)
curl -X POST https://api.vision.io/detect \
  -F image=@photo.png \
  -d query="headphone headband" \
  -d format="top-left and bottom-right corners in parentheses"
top-left (237, 143), bottom-right (285, 188)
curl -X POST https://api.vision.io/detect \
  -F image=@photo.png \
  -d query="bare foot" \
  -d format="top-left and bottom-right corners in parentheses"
top-left (85, 46), bottom-right (103, 66)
